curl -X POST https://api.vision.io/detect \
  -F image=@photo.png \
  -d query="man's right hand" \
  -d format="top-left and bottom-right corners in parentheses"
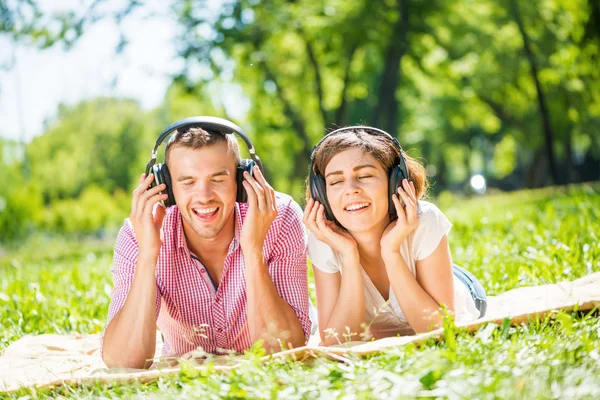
top-left (303, 198), bottom-right (358, 258)
top-left (130, 173), bottom-right (169, 257)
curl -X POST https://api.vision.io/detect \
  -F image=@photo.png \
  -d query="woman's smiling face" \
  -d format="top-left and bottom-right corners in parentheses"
top-left (324, 147), bottom-right (390, 234)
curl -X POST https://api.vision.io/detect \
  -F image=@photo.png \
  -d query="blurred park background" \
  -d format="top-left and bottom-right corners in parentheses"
top-left (1, 0), bottom-right (599, 248)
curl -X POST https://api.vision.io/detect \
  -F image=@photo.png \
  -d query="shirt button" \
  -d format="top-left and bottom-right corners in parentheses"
top-left (217, 328), bottom-right (223, 333)
top-left (200, 269), bottom-right (206, 274)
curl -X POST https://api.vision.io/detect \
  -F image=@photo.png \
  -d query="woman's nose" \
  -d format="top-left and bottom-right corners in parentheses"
top-left (343, 178), bottom-right (362, 195)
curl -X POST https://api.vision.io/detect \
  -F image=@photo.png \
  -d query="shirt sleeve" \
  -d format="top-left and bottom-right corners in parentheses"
top-left (412, 201), bottom-right (453, 261)
top-left (267, 196), bottom-right (312, 343)
top-left (100, 219), bottom-right (161, 355)
top-left (307, 231), bottom-right (341, 274)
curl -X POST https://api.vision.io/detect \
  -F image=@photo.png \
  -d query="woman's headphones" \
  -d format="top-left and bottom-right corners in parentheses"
top-left (145, 116), bottom-right (264, 207)
top-left (308, 126), bottom-right (409, 225)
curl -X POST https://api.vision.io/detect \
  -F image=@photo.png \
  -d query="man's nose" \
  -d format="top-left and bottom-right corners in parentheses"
top-left (195, 182), bottom-right (215, 202)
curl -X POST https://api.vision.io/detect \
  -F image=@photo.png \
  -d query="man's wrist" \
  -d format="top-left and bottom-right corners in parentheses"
top-left (243, 247), bottom-right (267, 268)
top-left (136, 251), bottom-right (159, 270)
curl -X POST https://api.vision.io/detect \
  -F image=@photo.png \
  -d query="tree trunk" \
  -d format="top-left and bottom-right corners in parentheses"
top-left (302, 32), bottom-right (329, 127)
top-left (261, 61), bottom-right (313, 181)
top-left (511, 0), bottom-right (559, 185)
top-left (373, 0), bottom-right (410, 135)
top-left (587, 0), bottom-right (600, 40)
top-left (334, 43), bottom-right (358, 127)
top-left (525, 147), bottom-right (547, 188)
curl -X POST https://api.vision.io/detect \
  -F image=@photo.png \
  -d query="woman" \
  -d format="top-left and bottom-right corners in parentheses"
top-left (303, 126), bottom-right (486, 345)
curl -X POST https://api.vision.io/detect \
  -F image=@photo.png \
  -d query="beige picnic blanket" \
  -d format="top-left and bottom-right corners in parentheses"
top-left (1, 272), bottom-right (599, 393)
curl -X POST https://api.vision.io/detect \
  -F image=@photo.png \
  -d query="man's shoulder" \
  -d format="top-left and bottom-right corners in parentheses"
top-left (274, 192), bottom-right (303, 221)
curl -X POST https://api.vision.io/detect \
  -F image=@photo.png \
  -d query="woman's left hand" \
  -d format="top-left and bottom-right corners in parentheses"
top-left (380, 179), bottom-right (419, 257)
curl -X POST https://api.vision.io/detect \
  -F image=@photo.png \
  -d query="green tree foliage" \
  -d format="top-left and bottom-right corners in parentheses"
top-left (27, 98), bottom-right (146, 201)
top-left (1, 0), bottom-right (599, 241)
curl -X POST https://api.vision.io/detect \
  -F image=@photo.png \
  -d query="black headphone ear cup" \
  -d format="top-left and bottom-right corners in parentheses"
top-left (311, 174), bottom-right (336, 222)
top-left (236, 159), bottom-right (256, 203)
top-left (153, 163), bottom-right (175, 207)
top-left (388, 165), bottom-right (404, 220)
top-left (161, 164), bottom-right (175, 207)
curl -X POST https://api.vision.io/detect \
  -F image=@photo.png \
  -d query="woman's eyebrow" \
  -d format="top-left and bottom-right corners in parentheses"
top-left (325, 164), bottom-right (376, 178)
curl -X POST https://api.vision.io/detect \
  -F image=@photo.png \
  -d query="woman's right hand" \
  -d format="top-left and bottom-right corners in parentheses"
top-left (303, 198), bottom-right (358, 257)
top-left (130, 173), bottom-right (169, 257)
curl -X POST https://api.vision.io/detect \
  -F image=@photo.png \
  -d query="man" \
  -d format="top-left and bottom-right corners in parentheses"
top-left (102, 123), bottom-right (310, 369)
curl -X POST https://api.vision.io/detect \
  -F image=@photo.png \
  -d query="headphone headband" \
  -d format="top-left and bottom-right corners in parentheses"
top-left (310, 125), bottom-right (402, 162)
top-left (148, 116), bottom-right (263, 172)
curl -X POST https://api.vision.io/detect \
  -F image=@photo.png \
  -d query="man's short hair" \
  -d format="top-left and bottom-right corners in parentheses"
top-left (164, 127), bottom-right (241, 166)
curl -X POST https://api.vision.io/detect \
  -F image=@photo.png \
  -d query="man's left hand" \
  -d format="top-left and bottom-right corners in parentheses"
top-left (240, 165), bottom-right (278, 257)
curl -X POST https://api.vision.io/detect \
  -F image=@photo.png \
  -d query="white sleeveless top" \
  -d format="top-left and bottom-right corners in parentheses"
top-left (308, 201), bottom-right (479, 339)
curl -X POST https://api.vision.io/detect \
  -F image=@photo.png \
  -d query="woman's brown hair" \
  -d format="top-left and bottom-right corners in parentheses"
top-left (306, 129), bottom-right (429, 201)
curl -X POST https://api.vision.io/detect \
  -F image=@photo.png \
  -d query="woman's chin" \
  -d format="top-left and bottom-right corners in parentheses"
top-left (338, 218), bottom-right (375, 233)
top-left (337, 215), bottom-right (384, 234)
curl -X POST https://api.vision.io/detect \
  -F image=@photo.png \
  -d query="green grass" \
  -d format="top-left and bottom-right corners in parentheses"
top-left (1, 182), bottom-right (600, 398)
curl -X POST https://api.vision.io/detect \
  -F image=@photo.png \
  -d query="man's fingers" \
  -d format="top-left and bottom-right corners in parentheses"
top-left (242, 180), bottom-right (258, 209)
top-left (133, 182), bottom-right (165, 219)
top-left (143, 192), bottom-right (168, 216)
top-left (253, 166), bottom-right (275, 211)
top-left (153, 202), bottom-right (167, 229)
top-left (132, 173), bottom-right (154, 214)
top-left (243, 171), bottom-right (267, 211)
top-left (137, 184), bottom-right (166, 215)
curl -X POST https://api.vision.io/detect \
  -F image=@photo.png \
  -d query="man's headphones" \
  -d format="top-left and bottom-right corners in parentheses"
top-left (145, 116), bottom-right (263, 207)
top-left (308, 126), bottom-right (409, 225)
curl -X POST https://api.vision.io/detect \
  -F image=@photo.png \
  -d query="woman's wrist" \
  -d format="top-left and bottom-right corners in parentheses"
top-left (381, 249), bottom-right (406, 268)
top-left (340, 248), bottom-right (361, 265)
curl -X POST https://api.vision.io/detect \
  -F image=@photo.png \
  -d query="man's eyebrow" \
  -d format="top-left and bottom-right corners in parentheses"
top-left (176, 169), bottom-right (231, 181)
top-left (210, 169), bottom-right (231, 177)
top-left (324, 163), bottom-right (376, 178)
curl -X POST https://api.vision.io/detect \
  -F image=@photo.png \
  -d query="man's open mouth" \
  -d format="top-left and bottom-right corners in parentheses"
top-left (193, 207), bottom-right (219, 221)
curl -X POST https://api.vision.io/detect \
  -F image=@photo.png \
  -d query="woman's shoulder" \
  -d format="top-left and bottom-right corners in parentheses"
top-left (307, 231), bottom-right (341, 274)
top-left (412, 200), bottom-right (453, 260)
top-left (417, 200), bottom-right (444, 217)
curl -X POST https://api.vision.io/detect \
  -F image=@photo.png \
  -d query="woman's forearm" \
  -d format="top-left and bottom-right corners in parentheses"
top-left (383, 252), bottom-right (447, 333)
top-left (321, 255), bottom-right (367, 345)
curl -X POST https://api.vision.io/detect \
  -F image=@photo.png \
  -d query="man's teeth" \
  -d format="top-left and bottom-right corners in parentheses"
top-left (194, 207), bottom-right (218, 215)
top-left (345, 203), bottom-right (369, 211)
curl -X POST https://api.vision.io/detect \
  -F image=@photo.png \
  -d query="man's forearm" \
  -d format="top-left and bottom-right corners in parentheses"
top-left (244, 252), bottom-right (306, 352)
top-left (102, 254), bottom-right (158, 369)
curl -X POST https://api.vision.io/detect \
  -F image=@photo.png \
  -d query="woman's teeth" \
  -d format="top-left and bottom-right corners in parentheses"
top-left (345, 203), bottom-right (369, 211)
